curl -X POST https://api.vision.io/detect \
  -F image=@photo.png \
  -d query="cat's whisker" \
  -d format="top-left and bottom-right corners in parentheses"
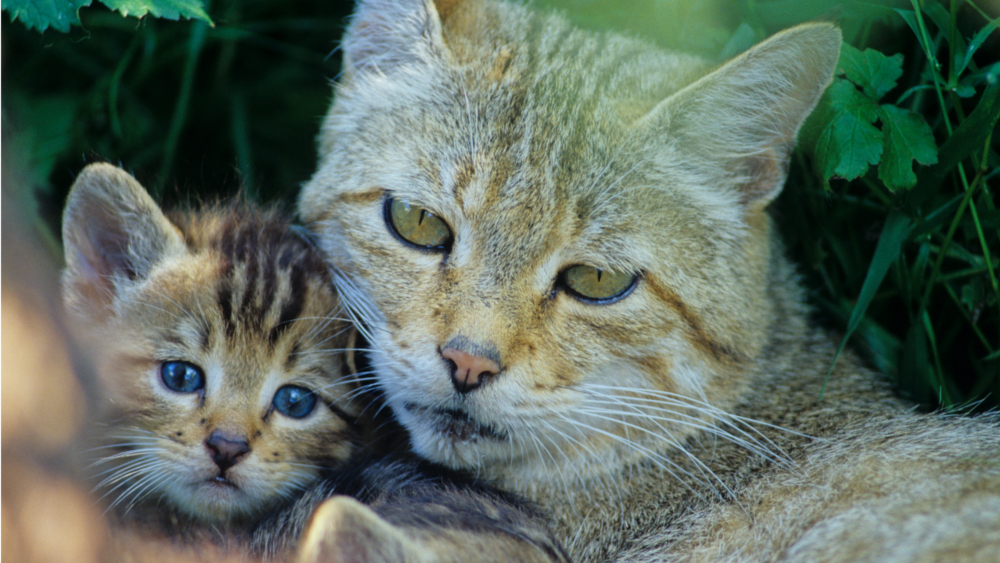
top-left (554, 412), bottom-right (720, 500)
top-left (535, 417), bottom-right (622, 504)
top-left (575, 407), bottom-right (737, 498)
top-left (118, 470), bottom-right (172, 514)
top-left (84, 438), bottom-right (160, 455)
top-left (581, 385), bottom-right (806, 470)
top-left (581, 394), bottom-right (798, 474)
top-left (95, 458), bottom-right (166, 498)
top-left (532, 420), bottom-right (594, 503)
top-left (585, 383), bottom-right (816, 442)
top-left (107, 464), bottom-right (169, 514)
top-left (90, 446), bottom-right (171, 466)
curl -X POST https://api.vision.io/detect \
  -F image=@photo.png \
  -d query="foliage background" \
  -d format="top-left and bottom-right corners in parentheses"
top-left (3, 0), bottom-right (999, 410)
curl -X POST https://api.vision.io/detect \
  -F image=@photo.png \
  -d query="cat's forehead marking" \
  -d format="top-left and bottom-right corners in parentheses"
top-left (168, 208), bottom-right (336, 361)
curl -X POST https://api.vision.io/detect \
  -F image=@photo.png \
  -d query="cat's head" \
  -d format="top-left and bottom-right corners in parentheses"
top-left (299, 0), bottom-right (839, 483)
top-left (63, 163), bottom-right (360, 524)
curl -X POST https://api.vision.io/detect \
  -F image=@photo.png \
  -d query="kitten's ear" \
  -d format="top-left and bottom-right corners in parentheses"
top-left (643, 23), bottom-right (841, 207)
top-left (340, 0), bottom-right (452, 79)
top-left (296, 496), bottom-right (418, 563)
top-left (62, 163), bottom-right (186, 319)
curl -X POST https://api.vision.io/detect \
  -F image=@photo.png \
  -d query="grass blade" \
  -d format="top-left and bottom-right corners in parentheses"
top-left (822, 210), bottom-right (911, 398)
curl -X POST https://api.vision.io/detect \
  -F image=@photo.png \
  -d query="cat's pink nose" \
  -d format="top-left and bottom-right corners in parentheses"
top-left (441, 343), bottom-right (501, 394)
top-left (205, 430), bottom-right (250, 473)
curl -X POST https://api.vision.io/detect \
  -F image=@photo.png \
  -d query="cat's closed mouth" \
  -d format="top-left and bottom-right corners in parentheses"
top-left (404, 403), bottom-right (506, 442)
top-left (208, 475), bottom-right (238, 489)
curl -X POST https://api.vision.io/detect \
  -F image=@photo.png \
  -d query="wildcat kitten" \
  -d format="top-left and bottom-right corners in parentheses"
top-left (298, 1), bottom-right (1000, 562)
top-left (61, 162), bottom-right (570, 563)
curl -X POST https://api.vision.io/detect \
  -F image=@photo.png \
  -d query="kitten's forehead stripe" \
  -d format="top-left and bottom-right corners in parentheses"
top-left (217, 279), bottom-right (235, 338)
top-left (169, 205), bottom-right (334, 350)
top-left (270, 262), bottom-right (307, 346)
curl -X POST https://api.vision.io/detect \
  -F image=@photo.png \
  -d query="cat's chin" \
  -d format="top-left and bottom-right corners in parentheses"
top-left (397, 402), bottom-right (515, 469)
top-left (404, 402), bottom-right (508, 442)
top-left (163, 475), bottom-right (262, 524)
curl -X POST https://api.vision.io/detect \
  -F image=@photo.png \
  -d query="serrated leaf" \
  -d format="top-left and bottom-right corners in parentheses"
top-left (839, 43), bottom-right (904, 101)
top-left (98, 0), bottom-right (211, 24)
top-left (877, 104), bottom-right (938, 191)
top-left (2, 0), bottom-right (90, 32)
top-left (812, 78), bottom-right (883, 181)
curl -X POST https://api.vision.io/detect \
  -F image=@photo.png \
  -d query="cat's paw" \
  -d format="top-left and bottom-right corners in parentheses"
top-left (295, 496), bottom-right (417, 563)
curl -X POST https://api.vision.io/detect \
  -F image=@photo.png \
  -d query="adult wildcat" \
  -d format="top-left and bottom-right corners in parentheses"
top-left (299, 1), bottom-right (1000, 561)
top-left (61, 162), bottom-right (569, 562)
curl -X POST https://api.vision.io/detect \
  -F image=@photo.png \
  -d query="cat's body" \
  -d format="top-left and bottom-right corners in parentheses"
top-left (61, 163), bottom-right (570, 563)
top-left (298, 1), bottom-right (1000, 561)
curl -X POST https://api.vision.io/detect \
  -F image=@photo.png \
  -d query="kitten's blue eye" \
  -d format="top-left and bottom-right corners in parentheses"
top-left (384, 197), bottom-right (453, 251)
top-left (160, 361), bottom-right (205, 393)
top-left (273, 385), bottom-right (318, 419)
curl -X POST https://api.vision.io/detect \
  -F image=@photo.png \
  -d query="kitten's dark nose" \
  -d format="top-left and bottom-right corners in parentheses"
top-left (441, 336), bottom-right (501, 394)
top-left (205, 431), bottom-right (250, 472)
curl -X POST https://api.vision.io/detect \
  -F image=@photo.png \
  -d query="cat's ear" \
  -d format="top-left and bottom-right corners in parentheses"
top-left (62, 163), bottom-right (186, 319)
top-left (642, 23), bottom-right (841, 208)
top-left (340, 0), bottom-right (453, 80)
top-left (296, 496), bottom-right (419, 563)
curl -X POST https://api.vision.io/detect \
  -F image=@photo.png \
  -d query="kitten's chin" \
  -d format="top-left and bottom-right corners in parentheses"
top-left (165, 476), bottom-right (264, 524)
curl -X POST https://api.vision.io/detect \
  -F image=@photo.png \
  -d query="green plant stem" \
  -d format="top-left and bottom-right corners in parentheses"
top-left (109, 36), bottom-right (140, 140)
top-left (231, 90), bottom-right (255, 200)
top-left (909, 2), bottom-right (998, 324)
top-left (921, 309), bottom-right (952, 406)
top-left (918, 146), bottom-right (989, 312)
top-left (942, 282), bottom-right (994, 352)
top-left (157, 20), bottom-right (209, 193)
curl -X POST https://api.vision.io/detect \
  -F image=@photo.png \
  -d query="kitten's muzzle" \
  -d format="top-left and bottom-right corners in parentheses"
top-left (205, 430), bottom-right (250, 474)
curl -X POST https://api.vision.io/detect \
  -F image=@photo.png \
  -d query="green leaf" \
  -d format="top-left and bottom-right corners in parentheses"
top-left (98, 0), bottom-right (211, 24)
top-left (876, 104), bottom-right (938, 191)
top-left (812, 78), bottom-right (883, 182)
top-left (719, 22), bottom-right (759, 59)
top-left (823, 210), bottom-right (912, 398)
top-left (2, 0), bottom-right (91, 32)
top-left (907, 80), bottom-right (1000, 209)
top-left (838, 43), bottom-right (904, 101)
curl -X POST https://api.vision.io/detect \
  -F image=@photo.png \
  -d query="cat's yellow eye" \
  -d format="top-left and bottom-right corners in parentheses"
top-left (561, 265), bottom-right (638, 303)
top-left (384, 197), bottom-right (453, 251)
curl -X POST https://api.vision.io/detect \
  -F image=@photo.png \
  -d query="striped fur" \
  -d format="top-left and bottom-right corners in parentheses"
top-left (62, 163), bottom-right (358, 533)
top-left (62, 163), bottom-right (570, 562)
top-left (299, 1), bottom-right (1000, 562)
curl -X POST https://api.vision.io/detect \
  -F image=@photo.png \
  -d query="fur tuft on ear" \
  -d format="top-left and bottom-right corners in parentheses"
top-left (643, 23), bottom-right (841, 207)
top-left (61, 163), bottom-right (186, 321)
top-left (340, 0), bottom-right (450, 80)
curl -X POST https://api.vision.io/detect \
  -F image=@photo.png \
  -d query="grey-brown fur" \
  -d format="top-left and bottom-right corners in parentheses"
top-left (61, 163), bottom-right (570, 563)
top-left (299, 1), bottom-right (1000, 561)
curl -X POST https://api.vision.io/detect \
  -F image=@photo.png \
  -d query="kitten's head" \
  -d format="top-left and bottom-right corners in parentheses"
top-left (300, 0), bottom-right (839, 483)
top-left (63, 163), bottom-right (359, 523)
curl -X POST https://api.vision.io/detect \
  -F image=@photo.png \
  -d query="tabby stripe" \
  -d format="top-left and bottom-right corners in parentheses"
top-left (269, 262), bottom-right (307, 346)
top-left (217, 277), bottom-right (236, 338)
top-left (643, 275), bottom-right (747, 364)
top-left (239, 246), bottom-right (261, 328)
